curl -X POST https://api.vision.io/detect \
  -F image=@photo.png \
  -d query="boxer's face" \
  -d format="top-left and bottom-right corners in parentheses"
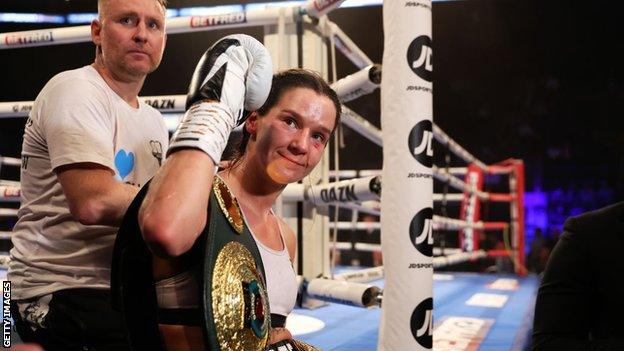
top-left (92, 0), bottom-right (166, 79)
top-left (247, 87), bottom-right (336, 185)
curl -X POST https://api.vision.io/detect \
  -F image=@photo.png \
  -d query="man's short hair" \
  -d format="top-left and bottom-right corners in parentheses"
top-left (97, 0), bottom-right (168, 18)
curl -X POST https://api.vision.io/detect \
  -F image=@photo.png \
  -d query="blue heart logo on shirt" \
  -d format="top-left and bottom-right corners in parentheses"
top-left (114, 149), bottom-right (135, 180)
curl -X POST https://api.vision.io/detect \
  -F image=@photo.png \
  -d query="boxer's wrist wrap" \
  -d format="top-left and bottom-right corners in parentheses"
top-left (168, 101), bottom-right (235, 164)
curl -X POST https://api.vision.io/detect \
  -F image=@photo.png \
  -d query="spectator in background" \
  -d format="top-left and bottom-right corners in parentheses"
top-left (532, 202), bottom-right (624, 350)
top-left (528, 228), bottom-right (546, 273)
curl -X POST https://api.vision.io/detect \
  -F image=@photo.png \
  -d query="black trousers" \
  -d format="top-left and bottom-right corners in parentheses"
top-left (11, 288), bottom-right (131, 351)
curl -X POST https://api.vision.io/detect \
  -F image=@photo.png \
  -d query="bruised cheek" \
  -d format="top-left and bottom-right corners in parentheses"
top-left (262, 124), bottom-right (292, 184)
top-left (267, 161), bottom-right (293, 184)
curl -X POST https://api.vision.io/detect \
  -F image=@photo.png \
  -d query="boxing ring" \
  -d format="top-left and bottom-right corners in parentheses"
top-left (0, 1), bottom-right (537, 350)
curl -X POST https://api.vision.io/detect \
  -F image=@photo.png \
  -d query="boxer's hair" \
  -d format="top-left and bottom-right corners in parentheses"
top-left (229, 69), bottom-right (341, 168)
top-left (98, 0), bottom-right (168, 19)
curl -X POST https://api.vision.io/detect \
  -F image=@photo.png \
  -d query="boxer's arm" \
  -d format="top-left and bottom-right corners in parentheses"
top-left (57, 163), bottom-right (138, 226)
top-left (139, 34), bottom-right (272, 258)
top-left (139, 149), bottom-right (215, 257)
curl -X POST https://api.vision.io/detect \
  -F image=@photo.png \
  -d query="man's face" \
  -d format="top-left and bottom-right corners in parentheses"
top-left (92, 0), bottom-right (166, 79)
top-left (247, 87), bottom-right (337, 185)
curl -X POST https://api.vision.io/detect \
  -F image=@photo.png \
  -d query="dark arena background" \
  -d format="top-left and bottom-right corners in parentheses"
top-left (0, 0), bottom-right (623, 349)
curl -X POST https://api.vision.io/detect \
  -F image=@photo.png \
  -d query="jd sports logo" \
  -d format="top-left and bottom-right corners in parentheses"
top-left (410, 298), bottom-right (433, 348)
top-left (409, 207), bottom-right (433, 257)
top-left (407, 36), bottom-right (433, 82)
top-left (408, 120), bottom-right (433, 167)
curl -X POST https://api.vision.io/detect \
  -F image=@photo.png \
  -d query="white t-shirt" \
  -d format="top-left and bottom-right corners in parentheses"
top-left (8, 65), bottom-right (169, 300)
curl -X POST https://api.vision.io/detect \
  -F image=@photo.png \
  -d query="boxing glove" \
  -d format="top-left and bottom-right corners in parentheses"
top-left (168, 34), bottom-right (273, 163)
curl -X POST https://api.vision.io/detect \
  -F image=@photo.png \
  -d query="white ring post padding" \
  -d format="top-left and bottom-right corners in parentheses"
top-left (0, 157), bottom-right (21, 167)
top-left (304, 0), bottom-right (348, 19)
top-left (333, 266), bottom-right (384, 283)
top-left (432, 124), bottom-right (488, 171)
top-left (0, 7), bottom-right (293, 50)
top-left (332, 64), bottom-right (381, 103)
top-left (306, 278), bottom-right (381, 308)
top-left (0, 208), bottom-right (18, 217)
top-left (341, 106), bottom-right (383, 146)
top-left (380, 1), bottom-right (433, 349)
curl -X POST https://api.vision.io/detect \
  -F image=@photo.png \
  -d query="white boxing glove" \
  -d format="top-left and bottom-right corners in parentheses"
top-left (168, 34), bottom-right (273, 163)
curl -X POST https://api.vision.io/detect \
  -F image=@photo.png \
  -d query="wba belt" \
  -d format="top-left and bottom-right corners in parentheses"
top-left (111, 176), bottom-right (270, 350)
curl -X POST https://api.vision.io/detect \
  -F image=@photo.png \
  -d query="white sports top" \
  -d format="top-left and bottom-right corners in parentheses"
top-left (155, 209), bottom-right (298, 318)
top-left (250, 216), bottom-right (298, 317)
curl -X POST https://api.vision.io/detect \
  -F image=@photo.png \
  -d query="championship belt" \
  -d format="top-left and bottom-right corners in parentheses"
top-left (111, 176), bottom-right (270, 350)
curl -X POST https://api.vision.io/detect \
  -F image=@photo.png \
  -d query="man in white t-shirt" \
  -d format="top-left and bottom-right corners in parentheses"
top-left (8, 0), bottom-right (168, 349)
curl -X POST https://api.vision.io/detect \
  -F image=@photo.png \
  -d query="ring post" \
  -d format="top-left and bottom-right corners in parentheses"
top-left (379, 1), bottom-right (433, 350)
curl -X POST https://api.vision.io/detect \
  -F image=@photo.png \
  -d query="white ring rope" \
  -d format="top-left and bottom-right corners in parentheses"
top-left (0, 156), bottom-right (21, 167)
top-left (1, 175), bottom-right (513, 207)
top-left (305, 0), bottom-right (348, 19)
top-left (0, 7), bottom-right (292, 50)
top-left (325, 20), bottom-right (374, 69)
top-left (334, 201), bottom-right (380, 216)
top-left (0, 95), bottom-right (187, 118)
top-left (432, 124), bottom-right (488, 171)
top-left (282, 176), bottom-right (380, 204)
top-left (433, 193), bottom-right (464, 202)
top-left (328, 169), bottom-right (381, 179)
top-left (432, 165), bottom-right (488, 200)
top-left (334, 266), bottom-right (384, 283)
top-left (433, 250), bottom-right (487, 268)
top-left (329, 249), bottom-right (488, 286)
top-left (0, 185), bottom-right (21, 202)
top-left (1, 65), bottom-right (380, 118)
top-left (0, 180), bottom-right (20, 187)
top-left (330, 64), bottom-right (381, 103)
top-left (0, 208), bottom-right (18, 217)
top-left (340, 106), bottom-right (383, 146)
top-left (0, 254), bottom-right (10, 269)
top-left (328, 215), bottom-right (509, 232)
top-left (432, 215), bottom-right (508, 231)
top-left (335, 244), bottom-right (464, 256)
